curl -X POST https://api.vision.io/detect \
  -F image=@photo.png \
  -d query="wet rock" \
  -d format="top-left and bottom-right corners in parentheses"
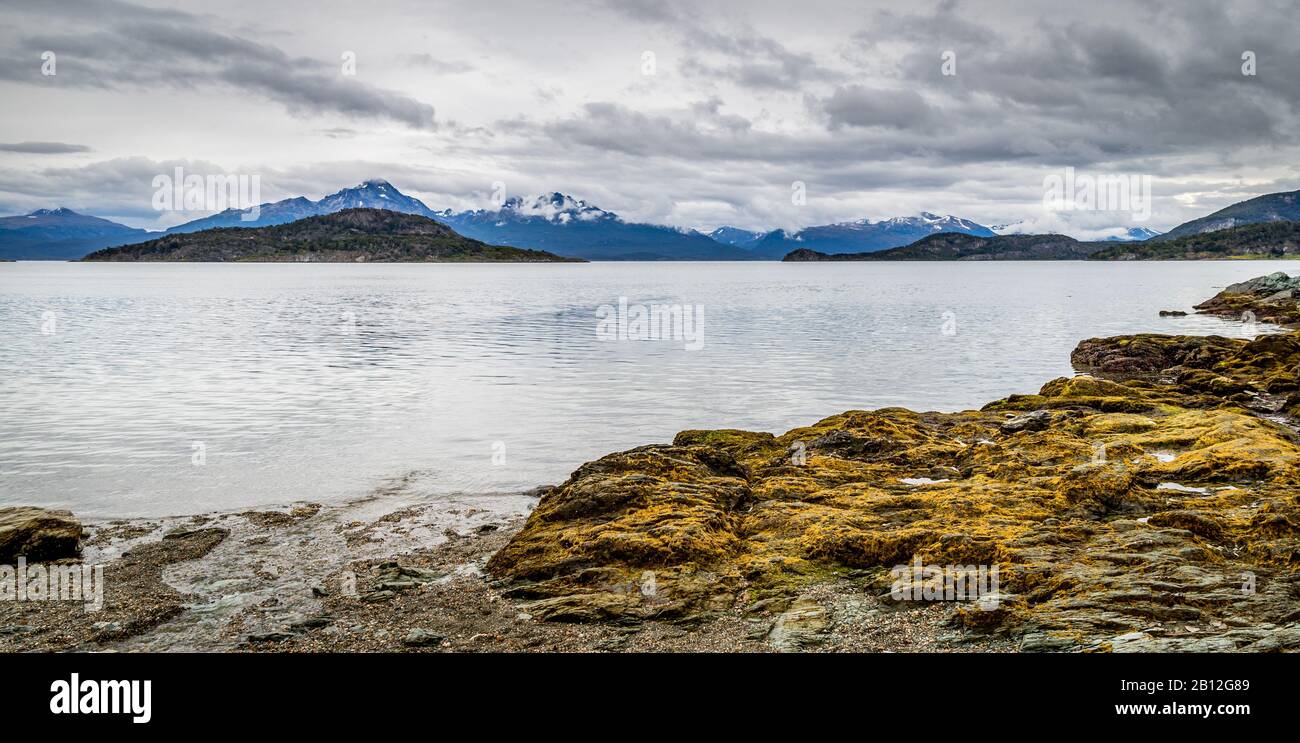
top-left (401, 628), bottom-right (444, 647)
top-left (246, 631), bottom-right (295, 644)
top-left (370, 562), bottom-right (441, 593)
top-left (1000, 410), bottom-right (1052, 433)
top-left (287, 615), bottom-right (334, 631)
top-left (0, 506), bottom-right (84, 562)
top-left (1159, 310), bottom-right (1188, 317)
top-left (767, 598), bottom-right (830, 652)
top-left (1019, 632), bottom-right (1078, 652)
top-left (1195, 272), bottom-right (1300, 326)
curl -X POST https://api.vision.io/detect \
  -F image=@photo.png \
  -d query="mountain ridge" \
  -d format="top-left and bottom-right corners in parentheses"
top-left (1154, 190), bottom-right (1300, 241)
top-left (83, 208), bottom-right (580, 263)
top-left (783, 232), bottom-right (1101, 261)
top-left (0, 208), bottom-right (151, 260)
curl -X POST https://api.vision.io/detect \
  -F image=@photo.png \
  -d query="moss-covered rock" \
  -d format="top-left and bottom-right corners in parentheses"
top-left (0, 507), bottom-right (84, 562)
top-left (489, 314), bottom-right (1300, 647)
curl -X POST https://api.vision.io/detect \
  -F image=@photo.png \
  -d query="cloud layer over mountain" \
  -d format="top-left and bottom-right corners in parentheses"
top-left (0, 0), bottom-right (1297, 239)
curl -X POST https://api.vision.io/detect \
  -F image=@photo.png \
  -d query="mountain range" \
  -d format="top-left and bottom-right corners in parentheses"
top-left (787, 219), bottom-right (1300, 261)
top-left (720, 213), bottom-right (996, 259)
top-left (83, 208), bottom-right (578, 263)
top-left (4, 180), bottom-right (1299, 261)
top-left (0, 208), bottom-right (150, 260)
top-left (433, 192), bottom-right (742, 260)
top-left (0, 180), bottom-right (1001, 260)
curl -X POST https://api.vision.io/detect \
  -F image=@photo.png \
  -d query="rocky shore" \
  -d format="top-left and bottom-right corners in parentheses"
top-left (3, 273), bottom-right (1299, 653)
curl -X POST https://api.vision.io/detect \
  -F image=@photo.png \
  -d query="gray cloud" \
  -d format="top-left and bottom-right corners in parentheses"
top-left (396, 53), bottom-right (475, 74)
top-left (815, 86), bottom-right (935, 130)
top-left (0, 9), bottom-right (436, 129)
top-left (1, 0), bottom-right (1298, 236)
top-left (0, 142), bottom-right (92, 154)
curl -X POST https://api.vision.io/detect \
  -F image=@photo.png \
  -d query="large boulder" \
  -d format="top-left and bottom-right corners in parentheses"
top-left (0, 507), bottom-right (84, 562)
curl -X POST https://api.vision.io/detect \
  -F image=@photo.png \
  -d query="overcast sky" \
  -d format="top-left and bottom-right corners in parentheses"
top-left (0, 0), bottom-right (1297, 237)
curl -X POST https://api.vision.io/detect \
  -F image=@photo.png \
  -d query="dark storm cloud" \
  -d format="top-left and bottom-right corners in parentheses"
top-left (0, 142), bottom-right (92, 154)
top-left (0, 5), bottom-right (436, 129)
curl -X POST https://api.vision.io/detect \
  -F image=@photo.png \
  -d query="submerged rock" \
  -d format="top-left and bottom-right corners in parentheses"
top-left (0, 507), bottom-right (84, 562)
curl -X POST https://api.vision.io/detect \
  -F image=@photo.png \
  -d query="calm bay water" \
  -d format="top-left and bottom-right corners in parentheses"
top-left (0, 260), bottom-right (1289, 517)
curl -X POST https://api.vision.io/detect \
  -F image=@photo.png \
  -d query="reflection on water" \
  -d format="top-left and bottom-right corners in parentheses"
top-left (0, 260), bottom-right (1284, 517)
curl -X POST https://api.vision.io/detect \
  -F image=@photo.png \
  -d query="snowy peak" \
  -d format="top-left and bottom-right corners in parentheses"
top-left (707, 226), bottom-right (765, 246)
top-left (316, 179), bottom-right (433, 215)
top-left (498, 192), bottom-right (616, 224)
top-left (738, 212), bottom-right (995, 258)
top-left (27, 207), bottom-right (79, 218)
top-left (167, 179), bottom-right (436, 233)
top-left (1104, 226), bottom-right (1163, 242)
top-left (873, 213), bottom-right (985, 232)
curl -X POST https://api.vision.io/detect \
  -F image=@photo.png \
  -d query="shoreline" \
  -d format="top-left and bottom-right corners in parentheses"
top-left (4, 272), bottom-right (1300, 653)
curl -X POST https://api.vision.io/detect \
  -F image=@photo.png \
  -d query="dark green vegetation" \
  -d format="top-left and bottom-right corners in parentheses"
top-left (83, 208), bottom-right (582, 263)
top-left (1154, 189), bottom-right (1300, 241)
top-left (1092, 221), bottom-right (1300, 260)
top-left (785, 222), bottom-right (1300, 261)
top-left (783, 233), bottom-right (1101, 261)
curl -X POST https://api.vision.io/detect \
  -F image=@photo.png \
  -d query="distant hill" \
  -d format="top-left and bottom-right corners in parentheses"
top-left (745, 213), bottom-right (993, 259)
top-left (1090, 221), bottom-right (1300, 260)
top-left (782, 232), bottom-right (1100, 261)
top-left (83, 209), bottom-right (580, 263)
top-left (1153, 189), bottom-right (1300, 241)
top-left (0, 208), bottom-right (151, 260)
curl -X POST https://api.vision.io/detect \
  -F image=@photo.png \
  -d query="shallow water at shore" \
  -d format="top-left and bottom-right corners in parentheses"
top-left (0, 260), bottom-right (1291, 517)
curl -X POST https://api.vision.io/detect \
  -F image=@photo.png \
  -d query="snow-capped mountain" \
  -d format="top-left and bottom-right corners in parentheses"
top-left (1103, 226), bottom-right (1163, 242)
top-left (314, 179), bottom-right (435, 216)
top-left (706, 226), bottom-right (766, 248)
top-left (165, 183), bottom-right (749, 259)
top-left (736, 212), bottom-right (995, 258)
top-left (0, 208), bottom-right (151, 260)
top-left (437, 192), bottom-right (750, 260)
top-left (166, 180), bottom-right (435, 233)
